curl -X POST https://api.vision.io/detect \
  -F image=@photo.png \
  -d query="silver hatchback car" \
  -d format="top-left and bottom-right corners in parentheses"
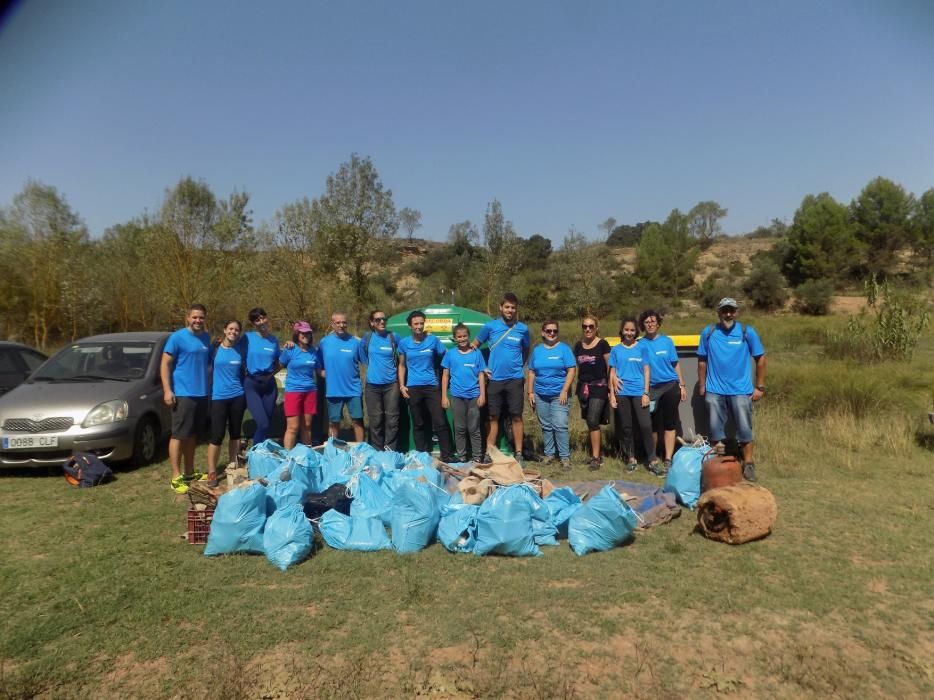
top-left (0, 332), bottom-right (172, 467)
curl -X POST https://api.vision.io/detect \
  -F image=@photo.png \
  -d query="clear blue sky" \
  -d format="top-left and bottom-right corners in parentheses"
top-left (2, 0), bottom-right (933, 242)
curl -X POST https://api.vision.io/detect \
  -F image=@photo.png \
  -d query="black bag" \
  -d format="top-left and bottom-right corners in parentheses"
top-left (63, 451), bottom-right (114, 488)
top-left (303, 484), bottom-right (352, 520)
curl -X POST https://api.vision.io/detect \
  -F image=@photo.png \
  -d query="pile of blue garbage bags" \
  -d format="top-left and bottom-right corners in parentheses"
top-left (204, 439), bottom-right (693, 571)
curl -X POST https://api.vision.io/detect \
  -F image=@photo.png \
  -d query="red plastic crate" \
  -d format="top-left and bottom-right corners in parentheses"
top-left (187, 507), bottom-right (214, 545)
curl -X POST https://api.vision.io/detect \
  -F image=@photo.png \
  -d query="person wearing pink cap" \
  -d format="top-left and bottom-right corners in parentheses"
top-left (279, 321), bottom-right (320, 449)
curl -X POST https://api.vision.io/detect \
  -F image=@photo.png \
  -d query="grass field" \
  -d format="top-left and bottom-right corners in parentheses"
top-left (1, 313), bottom-right (932, 699)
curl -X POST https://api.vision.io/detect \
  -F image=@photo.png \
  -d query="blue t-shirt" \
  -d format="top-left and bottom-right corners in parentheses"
top-left (358, 331), bottom-right (401, 385)
top-left (164, 328), bottom-right (210, 397)
top-left (441, 347), bottom-right (487, 399)
top-left (528, 342), bottom-right (576, 397)
top-left (243, 331), bottom-right (279, 375)
top-left (317, 333), bottom-right (362, 398)
top-left (696, 322), bottom-right (765, 395)
top-left (608, 341), bottom-right (649, 397)
top-left (642, 335), bottom-right (680, 386)
top-left (475, 318), bottom-right (530, 381)
top-left (399, 334), bottom-right (445, 387)
top-left (211, 344), bottom-right (245, 400)
top-left (279, 345), bottom-right (320, 392)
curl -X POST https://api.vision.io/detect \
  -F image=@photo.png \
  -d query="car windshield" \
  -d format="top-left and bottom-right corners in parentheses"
top-left (31, 342), bottom-right (154, 382)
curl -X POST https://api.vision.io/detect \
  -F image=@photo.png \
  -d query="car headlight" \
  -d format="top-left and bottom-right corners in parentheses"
top-left (83, 400), bottom-right (129, 427)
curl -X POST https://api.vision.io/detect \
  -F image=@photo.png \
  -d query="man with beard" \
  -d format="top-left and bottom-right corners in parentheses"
top-left (697, 298), bottom-right (767, 481)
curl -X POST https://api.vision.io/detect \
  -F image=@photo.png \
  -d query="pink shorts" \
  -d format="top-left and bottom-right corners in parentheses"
top-left (284, 390), bottom-right (318, 418)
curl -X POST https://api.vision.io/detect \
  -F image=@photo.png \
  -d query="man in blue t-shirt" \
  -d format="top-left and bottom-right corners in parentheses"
top-left (357, 309), bottom-right (403, 451)
top-left (473, 292), bottom-right (530, 463)
top-left (160, 303), bottom-right (211, 493)
top-left (317, 311), bottom-right (364, 442)
top-left (697, 297), bottom-right (768, 482)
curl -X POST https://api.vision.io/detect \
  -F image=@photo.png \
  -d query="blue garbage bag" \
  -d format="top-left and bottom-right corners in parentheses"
top-left (287, 443), bottom-right (321, 469)
top-left (265, 456), bottom-right (321, 495)
top-left (263, 503), bottom-right (313, 571)
top-left (319, 510), bottom-right (392, 551)
top-left (204, 483), bottom-right (267, 556)
top-left (403, 451), bottom-right (434, 470)
top-left (474, 484), bottom-right (549, 557)
top-left (663, 445), bottom-right (708, 509)
top-left (348, 442), bottom-right (378, 466)
top-left (349, 471), bottom-right (392, 526)
top-left (398, 465), bottom-right (444, 488)
top-left (438, 502), bottom-right (480, 553)
top-left (545, 487), bottom-right (583, 539)
top-left (320, 439), bottom-right (357, 488)
top-left (568, 484), bottom-right (640, 556)
top-left (368, 450), bottom-right (404, 471)
top-left (247, 439), bottom-right (288, 479)
top-left (390, 478), bottom-right (448, 553)
top-left (266, 477), bottom-right (306, 514)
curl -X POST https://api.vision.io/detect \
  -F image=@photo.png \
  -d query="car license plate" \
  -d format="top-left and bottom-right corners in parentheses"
top-left (1, 435), bottom-right (59, 449)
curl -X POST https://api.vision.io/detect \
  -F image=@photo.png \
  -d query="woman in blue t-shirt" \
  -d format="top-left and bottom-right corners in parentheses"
top-left (638, 309), bottom-right (687, 475)
top-left (242, 307), bottom-right (280, 446)
top-left (527, 320), bottom-right (577, 470)
top-left (207, 319), bottom-right (246, 486)
top-left (608, 317), bottom-right (655, 473)
top-left (279, 320), bottom-right (320, 449)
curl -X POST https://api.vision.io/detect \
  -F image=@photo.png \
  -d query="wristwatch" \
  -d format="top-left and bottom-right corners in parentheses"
top-left (756, 385), bottom-right (766, 391)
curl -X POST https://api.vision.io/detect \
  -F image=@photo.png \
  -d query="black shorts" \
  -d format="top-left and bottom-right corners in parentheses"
top-left (487, 378), bottom-right (524, 418)
top-left (650, 382), bottom-right (680, 432)
top-left (171, 396), bottom-right (208, 439)
top-left (580, 396), bottom-right (610, 429)
top-left (209, 395), bottom-right (246, 445)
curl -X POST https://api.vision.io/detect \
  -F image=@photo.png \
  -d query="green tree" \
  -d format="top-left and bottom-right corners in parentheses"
top-left (783, 192), bottom-right (861, 287)
top-left (551, 230), bottom-right (616, 318)
top-left (742, 257), bottom-right (788, 310)
top-left (399, 207), bottom-right (422, 242)
top-left (480, 199), bottom-right (523, 314)
top-left (313, 154), bottom-right (399, 317)
top-left (606, 220), bottom-right (656, 247)
top-left (98, 216), bottom-right (164, 331)
top-left (521, 234), bottom-right (552, 267)
top-left (266, 198), bottom-right (322, 323)
top-left (850, 177), bottom-right (914, 277)
top-left (688, 201), bottom-right (728, 247)
top-left (598, 217), bottom-right (617, 239)
top-left (4, 180), bottom-right (89, 346)
top-left (910, 187), bottom-right (934, 278)
top-left (635, 209), bottom-right (699, 297)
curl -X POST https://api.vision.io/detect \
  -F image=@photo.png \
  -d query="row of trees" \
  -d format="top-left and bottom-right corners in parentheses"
top-left (1, 161), bottom-right (930, 349)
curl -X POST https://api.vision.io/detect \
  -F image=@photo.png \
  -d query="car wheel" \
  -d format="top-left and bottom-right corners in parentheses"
top-left (132, 416), bottom-right (159, 466)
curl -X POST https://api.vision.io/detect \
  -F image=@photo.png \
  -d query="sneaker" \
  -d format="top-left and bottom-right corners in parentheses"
top-left (514, 454), bottom-right (525, 468)
top-left (646, 460), bottom-right (663, 476)
top-left (478, 453), bottom-right (493, 465)
top-left (448, 453), bottom-right (465, 464)
top-left (588, 457), bottom-right (601, 471)
top-left (183, 471), bottom-right (207, 482)
top-left (714, 441), bottom-right (726, 456)
top-left (661, 459), bottom-right (672, 477)
top-left (626, 458), bottom-right (638, 472)
top-left (170, 475), bottom-right (189, 494)
top-left (206, 476), bottom-right (219, 488)
top-left (543, 455), bottom-right (558, 465)
top-left (560, 458), bottom-right (572, 472)
top-left (743, 462), bottom-right (758, 482)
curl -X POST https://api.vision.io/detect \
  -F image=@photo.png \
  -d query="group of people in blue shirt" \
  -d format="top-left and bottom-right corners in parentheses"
top-left (160, 293), bottom-right (767, 494)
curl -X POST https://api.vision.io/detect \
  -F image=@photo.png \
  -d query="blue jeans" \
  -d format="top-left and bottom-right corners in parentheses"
top-left (705, 392), bottom-right (754, 443)
top-left (535, 394), bottom-right (570, 459)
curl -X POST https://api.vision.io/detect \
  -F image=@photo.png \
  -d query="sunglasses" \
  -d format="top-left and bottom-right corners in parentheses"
top-left (372, 317), bottom-right (387, 322)
top-left (543, 328), bottom-right (558, 335)
top-left (582, 324), bottom-right (595, 329)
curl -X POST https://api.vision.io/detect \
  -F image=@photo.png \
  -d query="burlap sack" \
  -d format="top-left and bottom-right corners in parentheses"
top-left (696, 482), bottom-right (777, 544)
top-left (225, 464), bottom-right (249, 490)
top-left (458, 476), bottom-right (496, 505)
top-left (469, 446), bottom-right (524, 484)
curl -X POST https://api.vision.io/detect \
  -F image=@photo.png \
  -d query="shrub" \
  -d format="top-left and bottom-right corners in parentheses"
top-left (823, 276), bottom-right (930, 362)
top-left (793, 279), bottom-right (835, 315)
top-left (743, 259), bottom-right (788, 310)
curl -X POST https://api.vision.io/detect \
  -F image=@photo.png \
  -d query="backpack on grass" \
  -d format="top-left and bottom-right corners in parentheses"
top-left (63, 451), bottom-right (114, 488)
